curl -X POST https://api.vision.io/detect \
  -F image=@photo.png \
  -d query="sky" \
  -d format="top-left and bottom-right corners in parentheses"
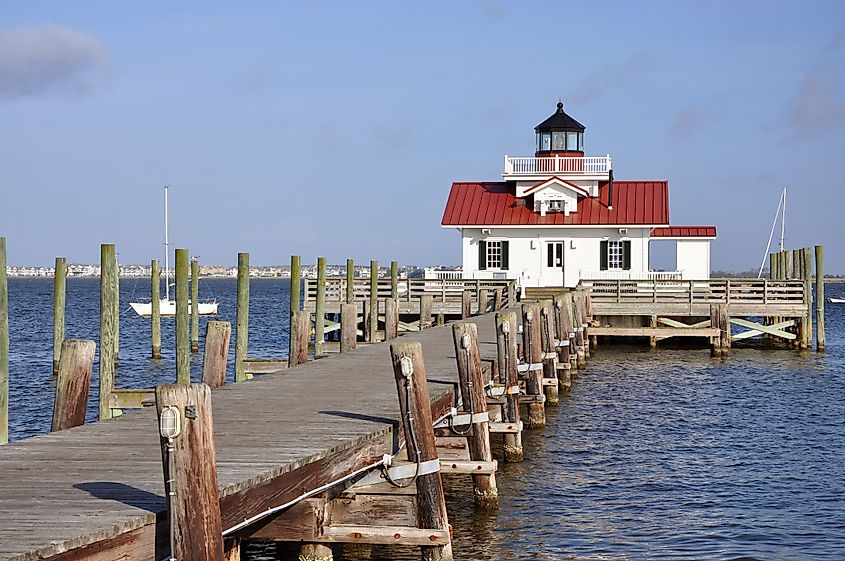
top-left (1, 1), bottom-right (844, 273)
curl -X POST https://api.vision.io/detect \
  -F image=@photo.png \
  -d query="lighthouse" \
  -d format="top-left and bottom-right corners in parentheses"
top-left (441, 101), bottom-right (716, 289)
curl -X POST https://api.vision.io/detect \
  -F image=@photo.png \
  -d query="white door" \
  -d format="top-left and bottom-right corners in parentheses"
top-left (544, 241), bottom-right (565, 286)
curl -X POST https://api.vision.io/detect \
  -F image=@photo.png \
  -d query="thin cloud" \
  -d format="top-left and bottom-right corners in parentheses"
top-left (569, 54), bottom-right (655, 105)
top-left (480, 2), bottom-right (508, 24)
top-left (670, 103), bottom-right (721, 140)
top-left (373, 125), bottom-right (415, 150)
top-left (788, 68), bottom-right (844, 134)
top-left (828, 28), bottom-right (845, 51)
top-left (0, 23), bottom-right (108, 100)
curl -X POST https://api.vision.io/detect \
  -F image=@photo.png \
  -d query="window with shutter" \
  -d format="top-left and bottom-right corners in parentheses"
top-left (478, 240), bottom-right (487, 271)
top-left (623, 240), bottom-right (632, 270)
top-left (501, 241), bottom-right (509, 270)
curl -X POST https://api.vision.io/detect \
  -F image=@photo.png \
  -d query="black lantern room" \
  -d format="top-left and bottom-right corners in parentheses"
top-left (535, 101), bottom-right (585, 156)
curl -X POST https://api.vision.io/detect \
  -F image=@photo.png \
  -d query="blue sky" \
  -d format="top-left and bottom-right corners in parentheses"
top-left (1, 1), bottom-right (844, 272)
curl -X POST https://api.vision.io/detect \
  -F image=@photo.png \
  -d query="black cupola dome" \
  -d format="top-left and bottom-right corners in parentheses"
top-left (535, 101), bottom-right (585, 155)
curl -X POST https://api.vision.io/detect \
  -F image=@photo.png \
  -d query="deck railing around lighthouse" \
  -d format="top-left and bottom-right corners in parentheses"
top-left (504, 155), bottom-right (611, 176)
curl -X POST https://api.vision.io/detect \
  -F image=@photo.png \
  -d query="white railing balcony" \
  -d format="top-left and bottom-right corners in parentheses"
top-left (580, 270), bottom-right (684, 281)
top-left (504, 155), bottom-right (611, 177)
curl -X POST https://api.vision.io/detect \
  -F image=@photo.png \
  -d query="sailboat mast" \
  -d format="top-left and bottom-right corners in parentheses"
top-left (164, 184), bottom-right (170, 301)
top-left (779, 186), bottom-right (787, 252)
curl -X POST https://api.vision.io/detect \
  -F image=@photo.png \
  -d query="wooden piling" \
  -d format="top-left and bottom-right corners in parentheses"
top-left (437, 312), bottom-right (445, 327)
top-left (315, 257), bottom-right (326, 357)
top-left (815, 245), bottom-right (825, 352)
top-left (801, 246), bottom-right (813, 350)
top-left (384, 297), bottom-right (398, 340)
top-left (52, 257), bottom-right (67, 375)
top-left (0, 237), bottom-right (6, 445)
top-left (388, 343), bottom-right (453, 561)
top-left (451, 323), bottom-right (498, 507)
top-left (710, 304), bottom-right (728, 356)
top-left (419, 294), bottom-right (433, 330)
top-left (573, 292), bottom-right (586, 368)
top-left (155, 383), bottom-right (224, 561)
top-left (493, 288), bottom-right (503, 312)
top-left (369, 260), bottom-right (378, 343)
top-left (191, 258), bottom-right (199, 353)
top-left (564, 292), bottom-right (578, 370)
top-left (649, 314), bottom-right (657, 348)
top-left (299, 543), bottom-right (333, 561)
top-left (539, 300), bottom-right (559, 406)
top-left (346, 258), bottom-right (354, 304)
top-left (521, 303), bottom-right (546, 429)
top-left (151, 259), bottom-right (162, 359)
top-left (461, 290), bottom-right (472, 319)
top-left (340, 303), bottom-right (357, 352)
top-left (390, 260), bottom-right (399, 298)
top-left (495, 311), bottom-right (523, 462)
top-left (552, 295), bottom-right (572, 391)
top-left (98, 243), bottom-right (117, 420)
top-left (202, 321), bottom-right (231, 389)
top-left (289, 310), bottom-right (310, 367)
top-left (289, 255), bottom-right (301, 362)
top-left (477, 288), bottom-right (489, 315)
top-left (235, 252), bottom-right (249, 382)
top-left (175, 249), bottom-right (190, 385)
top-left (51, 339), bottom-right (95, 432)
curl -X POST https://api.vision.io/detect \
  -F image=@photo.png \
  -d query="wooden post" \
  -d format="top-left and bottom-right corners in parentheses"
top-left (155, 383), bottom-right (224, 561)
top-left (289, 310), bottom-right (310, 367)
top-left (151, 259), bottom-right (162, 359)
top-left (573, 291), bottom-right (586, 368)
top-left (315, 257), bottom-right (326, 357)
top-left (649, 314), bottom-right (657, 348)
top-left (369, 260), bottom-right (378, 343)
top-left (0, 237), bottom-right (6, 445)
top-left (710, 304), bottom-right (728, 356)
top-left (437, 312), bottom-right (445, 327)
top-left (786, 250), bottom-right (794, 279)
top-left (493, 288), bottom-right (503, 311)
top-left (384, 297), bottom-right (398, 340)
top-left (539, 300), bottom-right (559, 406)
top-left (495, 311), bottom-right (523, 462)
top-left (815, 245), bottom-right (825, 352)
top-left (802, 246), bottom-right (813, 350)
top-left (478, 288), bottom-right (489, 315)
top-left (202, 321), bottom-right (231, 389)
top-left (340, 302), bottom-right (357, 352)
top-left (52, 257), bottom-right (67, 375)
top-left (769, 252), bottom-right (775, 279)
top-left (299, 543), bottom-right (332, 561)
top-left (507, 282), bottom-right (516, 307)
top-left (289, 255), bottom-right (301, 363)
top-left (565, 293), bottom-right (578, 370)
top-left (346, 258), bottom-right (354, 304)
top-left (521, 303), bottom-right (546, 429)
top-left (389, 343), bottom-right (453, 561)
top-left (390, 260), bottom-right (399, 298)
top-left (235, 252), bottom-right (249, 382)
top-left (99, 243), bottom-right (117, 420)
top-left (51, 339), bottom-right (95, 432)
top-left (462, 290), bottom-right (472, 319)
top-left (191, 258), bottom-right (199, 353)
top-left (553, 295), bottom-right (572, 391)
top-left (419, 294), bottom-right (433, 329)
top-left (451, 323), bottom-right (498, 506)
top-left (175, 249), bottom-right (190, 385)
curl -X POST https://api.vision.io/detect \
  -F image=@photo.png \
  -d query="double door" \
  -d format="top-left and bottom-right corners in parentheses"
top-left (544, 241), bottom-right (565, 286)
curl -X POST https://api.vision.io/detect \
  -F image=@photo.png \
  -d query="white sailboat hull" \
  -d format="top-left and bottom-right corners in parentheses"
top-left (130, 299), bottom-right (218, 317)
top-left (829, 297), bottom-right (845, 304)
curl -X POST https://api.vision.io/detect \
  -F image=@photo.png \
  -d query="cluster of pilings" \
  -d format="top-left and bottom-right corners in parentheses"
top-left (768, 245), bottom-right (826, 351)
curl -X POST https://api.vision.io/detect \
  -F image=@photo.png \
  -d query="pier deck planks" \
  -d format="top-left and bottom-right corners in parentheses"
top-left (0, 311), bottom-right (504, 560)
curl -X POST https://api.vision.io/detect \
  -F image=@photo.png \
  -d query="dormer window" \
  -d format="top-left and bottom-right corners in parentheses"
top-left (548, 200), bottom-right (563, 212)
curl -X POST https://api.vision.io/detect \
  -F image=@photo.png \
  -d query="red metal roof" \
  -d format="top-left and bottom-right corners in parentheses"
top-left (651, 226), bottom-right (716, 238)
top-left (441, 181), bottom-right (670, 226)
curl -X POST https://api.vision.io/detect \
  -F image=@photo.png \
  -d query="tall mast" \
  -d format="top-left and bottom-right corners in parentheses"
top-left (164, 184), bottom-right (170, 301)
top-left (779, 185), bottom-right (787, 251)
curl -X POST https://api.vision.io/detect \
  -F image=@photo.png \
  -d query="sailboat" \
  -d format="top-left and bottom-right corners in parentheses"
top-left (130, 185), bottom-right (219, 317)
top-left (757, 186), bottom-right (788, 278)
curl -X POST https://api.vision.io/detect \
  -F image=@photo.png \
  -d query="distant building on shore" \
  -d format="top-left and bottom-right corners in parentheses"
top-left (441, 101), bottom-right (716, 289)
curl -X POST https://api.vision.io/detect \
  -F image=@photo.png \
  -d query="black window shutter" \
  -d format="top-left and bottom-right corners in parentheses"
top-left (600, 240), bottom-right (608, 271)
top-left (547, 243), bottom-right (553, 267)
top-left (623, 240), bottom-right (632, 270)
top-left (501, 241), bottom-right (509, 270)
top-left (478, 240), bottom-right (487, 271)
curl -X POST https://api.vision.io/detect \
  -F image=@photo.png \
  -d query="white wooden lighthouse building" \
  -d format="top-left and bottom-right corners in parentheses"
top-left (441, 102), bottom-right (716, 289)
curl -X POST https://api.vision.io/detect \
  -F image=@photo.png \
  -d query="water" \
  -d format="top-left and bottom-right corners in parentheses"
top-left (5, 279), bottom-right (845, 559)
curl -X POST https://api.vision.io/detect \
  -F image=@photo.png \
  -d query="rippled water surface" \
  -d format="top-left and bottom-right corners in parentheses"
top-left (6, 278), bottom-right (845, 559)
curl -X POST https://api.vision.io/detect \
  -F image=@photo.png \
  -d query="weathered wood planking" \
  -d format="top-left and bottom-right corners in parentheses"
top-left (0, 308), bottom-right (509, 560)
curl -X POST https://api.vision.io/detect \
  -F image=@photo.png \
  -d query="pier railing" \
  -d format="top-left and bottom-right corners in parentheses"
top-left (582, 278), bottom-right (808, 315)
top-left (304, 277), bottom-right (516, 306)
